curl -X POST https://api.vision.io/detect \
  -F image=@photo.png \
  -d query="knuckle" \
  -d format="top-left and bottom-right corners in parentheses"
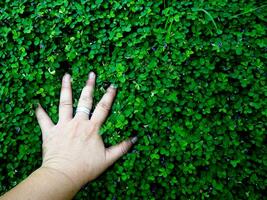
top-left (90, 122), bottom-right (98, 132)
top-left (83, 85), bottom-right (93, 93)
top-left (89, 121), bottom-right (100, 131)
top-left (92, 120), bottom-right (101, 129)
top-left (91, 118), bottom-right (105, 129)
top-left (97, 101), bottom-right (110, 111)
top-left (36, 114), bottom-right (44, 121)
top-left (81, 95), bottom-right (92, 104)
top-left (120, 143), bottom-right (129, 155)
top-left (61, 84), bottom-right (70, 89)
top-left (72, 116), bottom-right (84, 123)
top-left (60, 100), bottom-right (72, 107)
top-left (70, 118), bottom-right (81, 130)
top-left (86, 80), bottom-right (94, 86)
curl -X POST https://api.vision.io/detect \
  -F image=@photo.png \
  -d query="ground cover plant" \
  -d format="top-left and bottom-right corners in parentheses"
top-left (0, 0), bottom-right (266, 199)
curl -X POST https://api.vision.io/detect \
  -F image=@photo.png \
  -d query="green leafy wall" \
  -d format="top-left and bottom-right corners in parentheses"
top-left (0, 0), bottom-right (266, 199)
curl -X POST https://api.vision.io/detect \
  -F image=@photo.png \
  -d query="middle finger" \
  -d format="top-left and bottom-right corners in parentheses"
top-left (75, 72), bottom-right (95, 120)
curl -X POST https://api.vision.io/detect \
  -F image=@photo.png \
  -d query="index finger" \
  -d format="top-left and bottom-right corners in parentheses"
top-left (58, 73), bottom-right (73, 123)
top-left (90, 84), bottom-right (117, 128)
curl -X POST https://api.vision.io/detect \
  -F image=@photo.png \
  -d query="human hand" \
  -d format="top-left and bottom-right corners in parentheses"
top-left (35, 72), bottom-right (137, 189)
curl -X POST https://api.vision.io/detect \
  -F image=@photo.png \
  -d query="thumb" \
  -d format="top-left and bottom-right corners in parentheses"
top-left (105, 136), bottom-right (138, 167)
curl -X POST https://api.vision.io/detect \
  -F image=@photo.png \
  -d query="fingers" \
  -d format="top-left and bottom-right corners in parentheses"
top-left (105, 137), bottom-right (138, 167)
top-left (58, 73), bottom-right (73, 123)
top-left (35, 103), bottom-right (54, 141)
top-left (75, 72), bottom-right (96, 120)
top-left (90, 84), bottom-right (117, 128)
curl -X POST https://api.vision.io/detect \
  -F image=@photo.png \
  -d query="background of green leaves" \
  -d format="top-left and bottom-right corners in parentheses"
top-left (0, 0), bottom-right (266, 199)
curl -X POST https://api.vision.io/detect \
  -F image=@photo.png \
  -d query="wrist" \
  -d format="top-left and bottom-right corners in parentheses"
top-left (38, 163), bottom-right (84, 189)
top-left (2, 166), bottom-right (81, 200)
top-left (33, 166), bottom-right (82, 194)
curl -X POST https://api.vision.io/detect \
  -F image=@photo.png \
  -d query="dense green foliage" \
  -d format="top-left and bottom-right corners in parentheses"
top-left (0, 0), bottom-right (266, 199)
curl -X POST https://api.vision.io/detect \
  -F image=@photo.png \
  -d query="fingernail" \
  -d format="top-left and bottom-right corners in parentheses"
top-left (35, 103), bottom-right (41, 110)
top-left (33, 102), bottom-right (40, 110)
top-left (130, 136), bottom-right (138, 144)
top-left (63, 73), bottom-right (71, 81)
top-left (110, 83), bottom-right (117, 89)
top-left (89, 72), bottom-right (95, 79)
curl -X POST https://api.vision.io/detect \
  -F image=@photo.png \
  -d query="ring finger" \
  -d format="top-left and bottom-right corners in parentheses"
top-left (75, 71), bottom-right (95, 120)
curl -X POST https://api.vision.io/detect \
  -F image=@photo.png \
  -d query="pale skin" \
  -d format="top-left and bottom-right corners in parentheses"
top-left (1, 72), bottom-right (137, 200)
